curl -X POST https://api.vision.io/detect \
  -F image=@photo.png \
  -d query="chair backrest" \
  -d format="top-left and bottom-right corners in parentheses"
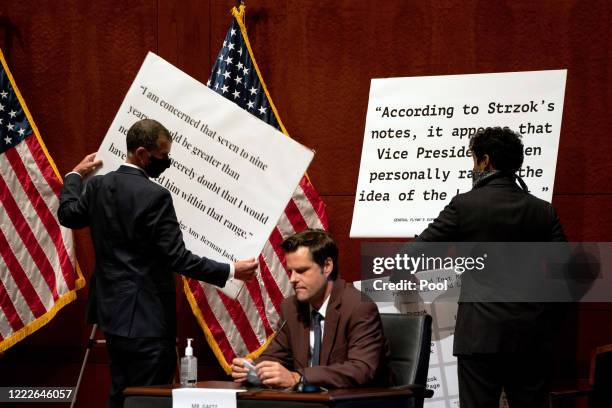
top-left (380, 313), bottom-right (432, 387)
top-left (591, 343), bottom-right (612, 408)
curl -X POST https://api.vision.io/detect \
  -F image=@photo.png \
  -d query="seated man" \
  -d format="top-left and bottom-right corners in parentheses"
top-left (231, 229), bottom-right (391, 389)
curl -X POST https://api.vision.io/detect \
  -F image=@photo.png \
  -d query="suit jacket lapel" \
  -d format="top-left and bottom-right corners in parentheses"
top-left (294, 301), bottom-right (311, 370)
top-left (319, 279), bottom-right (344, 366)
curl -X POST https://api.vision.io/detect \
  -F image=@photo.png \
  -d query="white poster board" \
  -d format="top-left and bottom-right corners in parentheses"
top-left (94, 52), bottom-right (313, 295)
top-left (351, 70), bottom-right (567, 237)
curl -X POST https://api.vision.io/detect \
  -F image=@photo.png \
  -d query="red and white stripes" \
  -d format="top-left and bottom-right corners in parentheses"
top-left (0, 136), bottom-right (79, 349)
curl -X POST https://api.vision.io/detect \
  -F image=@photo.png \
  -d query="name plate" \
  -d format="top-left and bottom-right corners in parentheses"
top-left (172, 388), bottom-right (246, 408)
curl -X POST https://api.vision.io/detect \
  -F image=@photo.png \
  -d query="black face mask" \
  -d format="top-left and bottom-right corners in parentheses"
top-left (144, 154), bottom-right (171, 178)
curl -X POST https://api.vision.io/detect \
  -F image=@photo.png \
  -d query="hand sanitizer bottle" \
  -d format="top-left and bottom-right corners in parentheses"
top-left (180, 338), bottom-right (197, 387)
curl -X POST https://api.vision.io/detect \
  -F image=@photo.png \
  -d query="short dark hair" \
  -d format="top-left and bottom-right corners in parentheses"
top-left (126, 119), bottom-right (171, 153)
top-left (281, 229), bottom-right (339, 280)
top-left (469, 127), bottom-right (524, 173)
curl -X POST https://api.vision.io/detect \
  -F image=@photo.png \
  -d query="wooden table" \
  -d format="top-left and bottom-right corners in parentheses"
top-left (124, 380), bottom-right (433, 408)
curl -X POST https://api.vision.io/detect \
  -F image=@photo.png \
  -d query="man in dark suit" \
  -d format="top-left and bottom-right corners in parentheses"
top-left (417, 127), bottom-right (566, 407)
top-left (231, 229), bottom-right (391, 389)
top-left (58, 119), bottom-right (258, 408)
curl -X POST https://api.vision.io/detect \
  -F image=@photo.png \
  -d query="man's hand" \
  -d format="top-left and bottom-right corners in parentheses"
top-left (256, 361), bottom-right (300, 389)
top-left (234, 258), bottom-right (258, 281)
top-left (230, 357), bottom-right (252, 383)
top-left (72, 153), bottom-right (102, 177)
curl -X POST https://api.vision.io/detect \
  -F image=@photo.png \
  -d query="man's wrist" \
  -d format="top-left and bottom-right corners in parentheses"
top-left (291, 371), bottom-right (302, 389)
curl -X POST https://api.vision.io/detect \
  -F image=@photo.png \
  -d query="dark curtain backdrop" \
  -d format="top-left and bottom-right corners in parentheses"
top-left (0, 1), bottom-right (610, 407)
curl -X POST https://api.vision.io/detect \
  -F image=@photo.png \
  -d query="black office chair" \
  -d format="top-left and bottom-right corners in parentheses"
top-left (549, 343), bottom-right (612, 408)
top-left (380, 313), bottom-right (433, 408)
top-left (591, 344), bottom-right (612, 407)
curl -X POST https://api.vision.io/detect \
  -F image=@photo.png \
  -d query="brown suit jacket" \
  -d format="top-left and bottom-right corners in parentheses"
top-left (256, 279), bottom-right (391, 388)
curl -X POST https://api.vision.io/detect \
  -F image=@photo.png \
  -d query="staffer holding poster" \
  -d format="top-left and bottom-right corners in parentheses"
top-left (58, 119), bottom-right (258, 408)
top-left (415, 127), bottom-right (566, 408)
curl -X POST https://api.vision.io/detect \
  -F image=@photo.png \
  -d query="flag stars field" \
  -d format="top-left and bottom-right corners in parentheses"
top-left (207, 24), bottom-right (275, 126)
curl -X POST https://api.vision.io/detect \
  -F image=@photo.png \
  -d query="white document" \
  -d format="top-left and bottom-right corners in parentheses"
top-left (94, 52), bottom-right (314, 297)
top-left (351, 70), bottom-right (567, 237)
top-left (172, 388), bottom-right (246, 408)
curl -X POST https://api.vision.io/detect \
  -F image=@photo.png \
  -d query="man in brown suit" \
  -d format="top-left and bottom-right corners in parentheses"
top-left (231, 229), bottom-right (390, 389)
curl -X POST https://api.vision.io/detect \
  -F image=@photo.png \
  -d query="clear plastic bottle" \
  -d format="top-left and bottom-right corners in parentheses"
top-left (180, 338), bottom-right (197, 387)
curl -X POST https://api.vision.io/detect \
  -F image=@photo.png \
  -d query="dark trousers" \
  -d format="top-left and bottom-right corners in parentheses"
top-left (457, 353), bottom-right (549, 408)
top-left (105, 334), bottom-right (176, 408)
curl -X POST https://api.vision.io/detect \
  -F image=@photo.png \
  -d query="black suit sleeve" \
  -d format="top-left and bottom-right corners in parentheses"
top-left (146, 188), bottom-right (230, 287)
top-left (58, 173), bottom-right (95, 229)
top-left (417, 197), bottom-right (460, 242)
top-left (549, 206), bottom-right (567, 242)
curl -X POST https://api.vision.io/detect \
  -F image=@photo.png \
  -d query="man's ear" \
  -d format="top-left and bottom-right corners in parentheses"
top-left (134, 146), bottom-right (149, 165)
top-left (323, 257), bottom-right (333, 279)
top-left (483, 154), bottom-right (491, 169)
top-left (477, 154), bottom-right (492, 171)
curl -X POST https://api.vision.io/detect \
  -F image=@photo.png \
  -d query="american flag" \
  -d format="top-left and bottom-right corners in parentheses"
top-left (0, 49), bottom-right (84, 352)
top-left (183, 5), bottom-right (328, 372)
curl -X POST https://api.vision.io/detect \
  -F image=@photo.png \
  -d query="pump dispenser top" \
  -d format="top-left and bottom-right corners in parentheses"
top-left (185, 338), bottom-right (193, 357)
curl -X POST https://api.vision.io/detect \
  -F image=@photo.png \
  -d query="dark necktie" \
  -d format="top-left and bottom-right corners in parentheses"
top-left (311, 310), bottom-right (323, 366)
